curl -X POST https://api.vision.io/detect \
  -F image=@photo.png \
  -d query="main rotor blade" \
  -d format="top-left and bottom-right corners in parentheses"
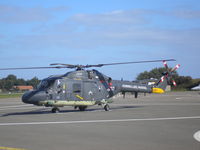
top-left (95, 59), bottom-right (176, 67)
top-left (0, 66), bottom-right (66, 70)
top-left (0, 59), bottom-right (176, 71)
top-left (50, 63), bottom-right (76, 69)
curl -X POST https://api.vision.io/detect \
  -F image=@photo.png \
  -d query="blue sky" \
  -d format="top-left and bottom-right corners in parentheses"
top-left (0, 0), bottom-right (200, 80)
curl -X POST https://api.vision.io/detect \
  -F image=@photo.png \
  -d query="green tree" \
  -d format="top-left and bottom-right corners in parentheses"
top-left (0, 79), bottom-right (6, 90)
top-left (6, 74), bottom-right (17, 81)
top-left (3, 74), bottom-right (18, 90)
top-left (136, 67), bottom-right (173, 80)
top-left (15, 78), bottom-right (26, 85)
top-left (173, 75), bottom-right (192, 89)
top-left (0, 75), bottom-right (41, 91)
top-left (27, 77), bottom-right (40, 89)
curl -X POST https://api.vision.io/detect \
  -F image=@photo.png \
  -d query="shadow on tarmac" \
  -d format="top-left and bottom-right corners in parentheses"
top-left (0, 105), bottom-right (143, 117)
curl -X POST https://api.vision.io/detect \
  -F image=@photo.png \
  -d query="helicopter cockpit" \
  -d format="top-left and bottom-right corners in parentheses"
top-left (37, 77), bottom-right (62, 90)
top-left (37, 80), bottom-right (49, 90)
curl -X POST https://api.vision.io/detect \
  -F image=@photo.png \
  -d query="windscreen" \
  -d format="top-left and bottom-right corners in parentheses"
top-left (37, 77), bottom-right (58, 90)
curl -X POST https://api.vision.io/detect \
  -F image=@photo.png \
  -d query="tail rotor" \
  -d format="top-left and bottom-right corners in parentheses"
top-left (162, 60), bottom-right (180, 87)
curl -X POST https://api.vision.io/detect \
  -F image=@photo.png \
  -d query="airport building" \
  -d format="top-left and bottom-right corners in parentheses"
top-left (13, 85), bottom-right (33, 91)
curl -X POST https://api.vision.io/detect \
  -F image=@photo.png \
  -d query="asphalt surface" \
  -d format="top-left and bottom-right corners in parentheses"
top-left (0, 91), bottom-right (200, 150)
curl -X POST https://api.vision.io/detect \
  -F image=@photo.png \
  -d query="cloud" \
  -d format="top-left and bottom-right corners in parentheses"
top-left (67, 9), bottom-right (200, 51)
top-left (9, 26), bottom-right (200, 54)
top-left (0, 34), bottom-right (5, 38)
top-left (3, 8), bottom-right (200, 54)
top-left (0, 5), bottom-right (68, 23)
top-left (71, 9), bottom-right (152, 27)
top-left (1, 7), bottom-right (200, 79)
top-left (172, 9), bottom-right (200, 19)
top-left (49, 6), bottom-right (69, 12)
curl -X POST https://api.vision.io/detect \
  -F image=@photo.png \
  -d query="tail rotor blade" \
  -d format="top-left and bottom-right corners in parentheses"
top-left (171, 64), bottom-right (180, 72)
top-left (172, 80), bottom-right (177, 86)
top-left (163, 60), bottom-right (169, 72)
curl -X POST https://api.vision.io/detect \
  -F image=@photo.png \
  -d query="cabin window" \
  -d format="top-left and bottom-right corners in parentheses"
top-left (73, 83), bottom-right (81, 93)
top-left (87, 71), bottom-right (94, 79)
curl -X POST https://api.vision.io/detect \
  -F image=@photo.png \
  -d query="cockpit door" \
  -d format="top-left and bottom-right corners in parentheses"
top-left (65, 80), bottom-right (83, 101)
top-left (54, 79), bottom-right (67, 100)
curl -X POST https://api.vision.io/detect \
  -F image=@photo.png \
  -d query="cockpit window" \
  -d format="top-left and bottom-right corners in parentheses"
top-left (37, 80), bottom-right (49, 90)
top-left (37, 79), bottom-right (56, 90)
top-left (37, 76), bottom-right (62, 90)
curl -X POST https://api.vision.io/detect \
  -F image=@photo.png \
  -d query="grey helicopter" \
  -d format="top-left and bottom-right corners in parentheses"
top-left (0, 59), bottom-right (180, 113)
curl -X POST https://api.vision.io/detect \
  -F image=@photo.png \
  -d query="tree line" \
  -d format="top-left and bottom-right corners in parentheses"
top-left (0, 74), bottom-right (40, 91)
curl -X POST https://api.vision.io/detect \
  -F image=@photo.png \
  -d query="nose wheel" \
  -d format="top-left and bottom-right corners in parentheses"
top-left (100, 99), bottom-right (110, 111)
top-left (51, 107), bottom-right (60, 113)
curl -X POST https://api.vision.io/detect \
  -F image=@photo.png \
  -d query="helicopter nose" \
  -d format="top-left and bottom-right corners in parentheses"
top-left (22, 91), bottom-right (35, 104)
top-left (22, 90), bottom-right (47, 105)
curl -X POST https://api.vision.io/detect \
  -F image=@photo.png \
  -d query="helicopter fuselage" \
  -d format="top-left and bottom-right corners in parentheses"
top-left (22, 69), bottom-right (153, 109)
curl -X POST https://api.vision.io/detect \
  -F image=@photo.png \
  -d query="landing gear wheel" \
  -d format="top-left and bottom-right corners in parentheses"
top-left (78, 106), bottom-right (87, 111)
top-left (51, 107), bottom-right (60, 113)
top-left (104, 104), bottom-right (110, 111)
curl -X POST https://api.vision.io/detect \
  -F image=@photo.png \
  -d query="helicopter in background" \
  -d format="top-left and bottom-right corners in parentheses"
top-left (0, 59), bottom-right (180, 113)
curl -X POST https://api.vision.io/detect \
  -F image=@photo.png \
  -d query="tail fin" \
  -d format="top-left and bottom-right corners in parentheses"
top-left (157, 75), bottom-right (170, 90)
top-left (152, 75), bottom-right (169, 94)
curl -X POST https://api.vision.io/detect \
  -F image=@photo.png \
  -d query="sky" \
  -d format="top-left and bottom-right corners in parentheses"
top-left (0, 0), bottom-right (200, 80)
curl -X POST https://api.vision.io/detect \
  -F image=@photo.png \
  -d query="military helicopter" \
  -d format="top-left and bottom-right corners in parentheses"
top-left (0, 59), bottom-right (180, 113)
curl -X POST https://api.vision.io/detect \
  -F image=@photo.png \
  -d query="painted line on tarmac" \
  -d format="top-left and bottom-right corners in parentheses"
top-left (0, 105), bottom-right (35, 111)
top-left (0, 102), bottom-right (23, 105)
top-left (0, 146), bottom-right (26, 150)
top-left (193, 130), bottom-right (200, 142)
top-left (0, 105), bottom-right (32, 109)
top-left (0, 107), bottom-right (39, 111)
top-left (0, 116), bottom-right (200, 126)
top-left (112, 103), bottom-right (200, 106)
